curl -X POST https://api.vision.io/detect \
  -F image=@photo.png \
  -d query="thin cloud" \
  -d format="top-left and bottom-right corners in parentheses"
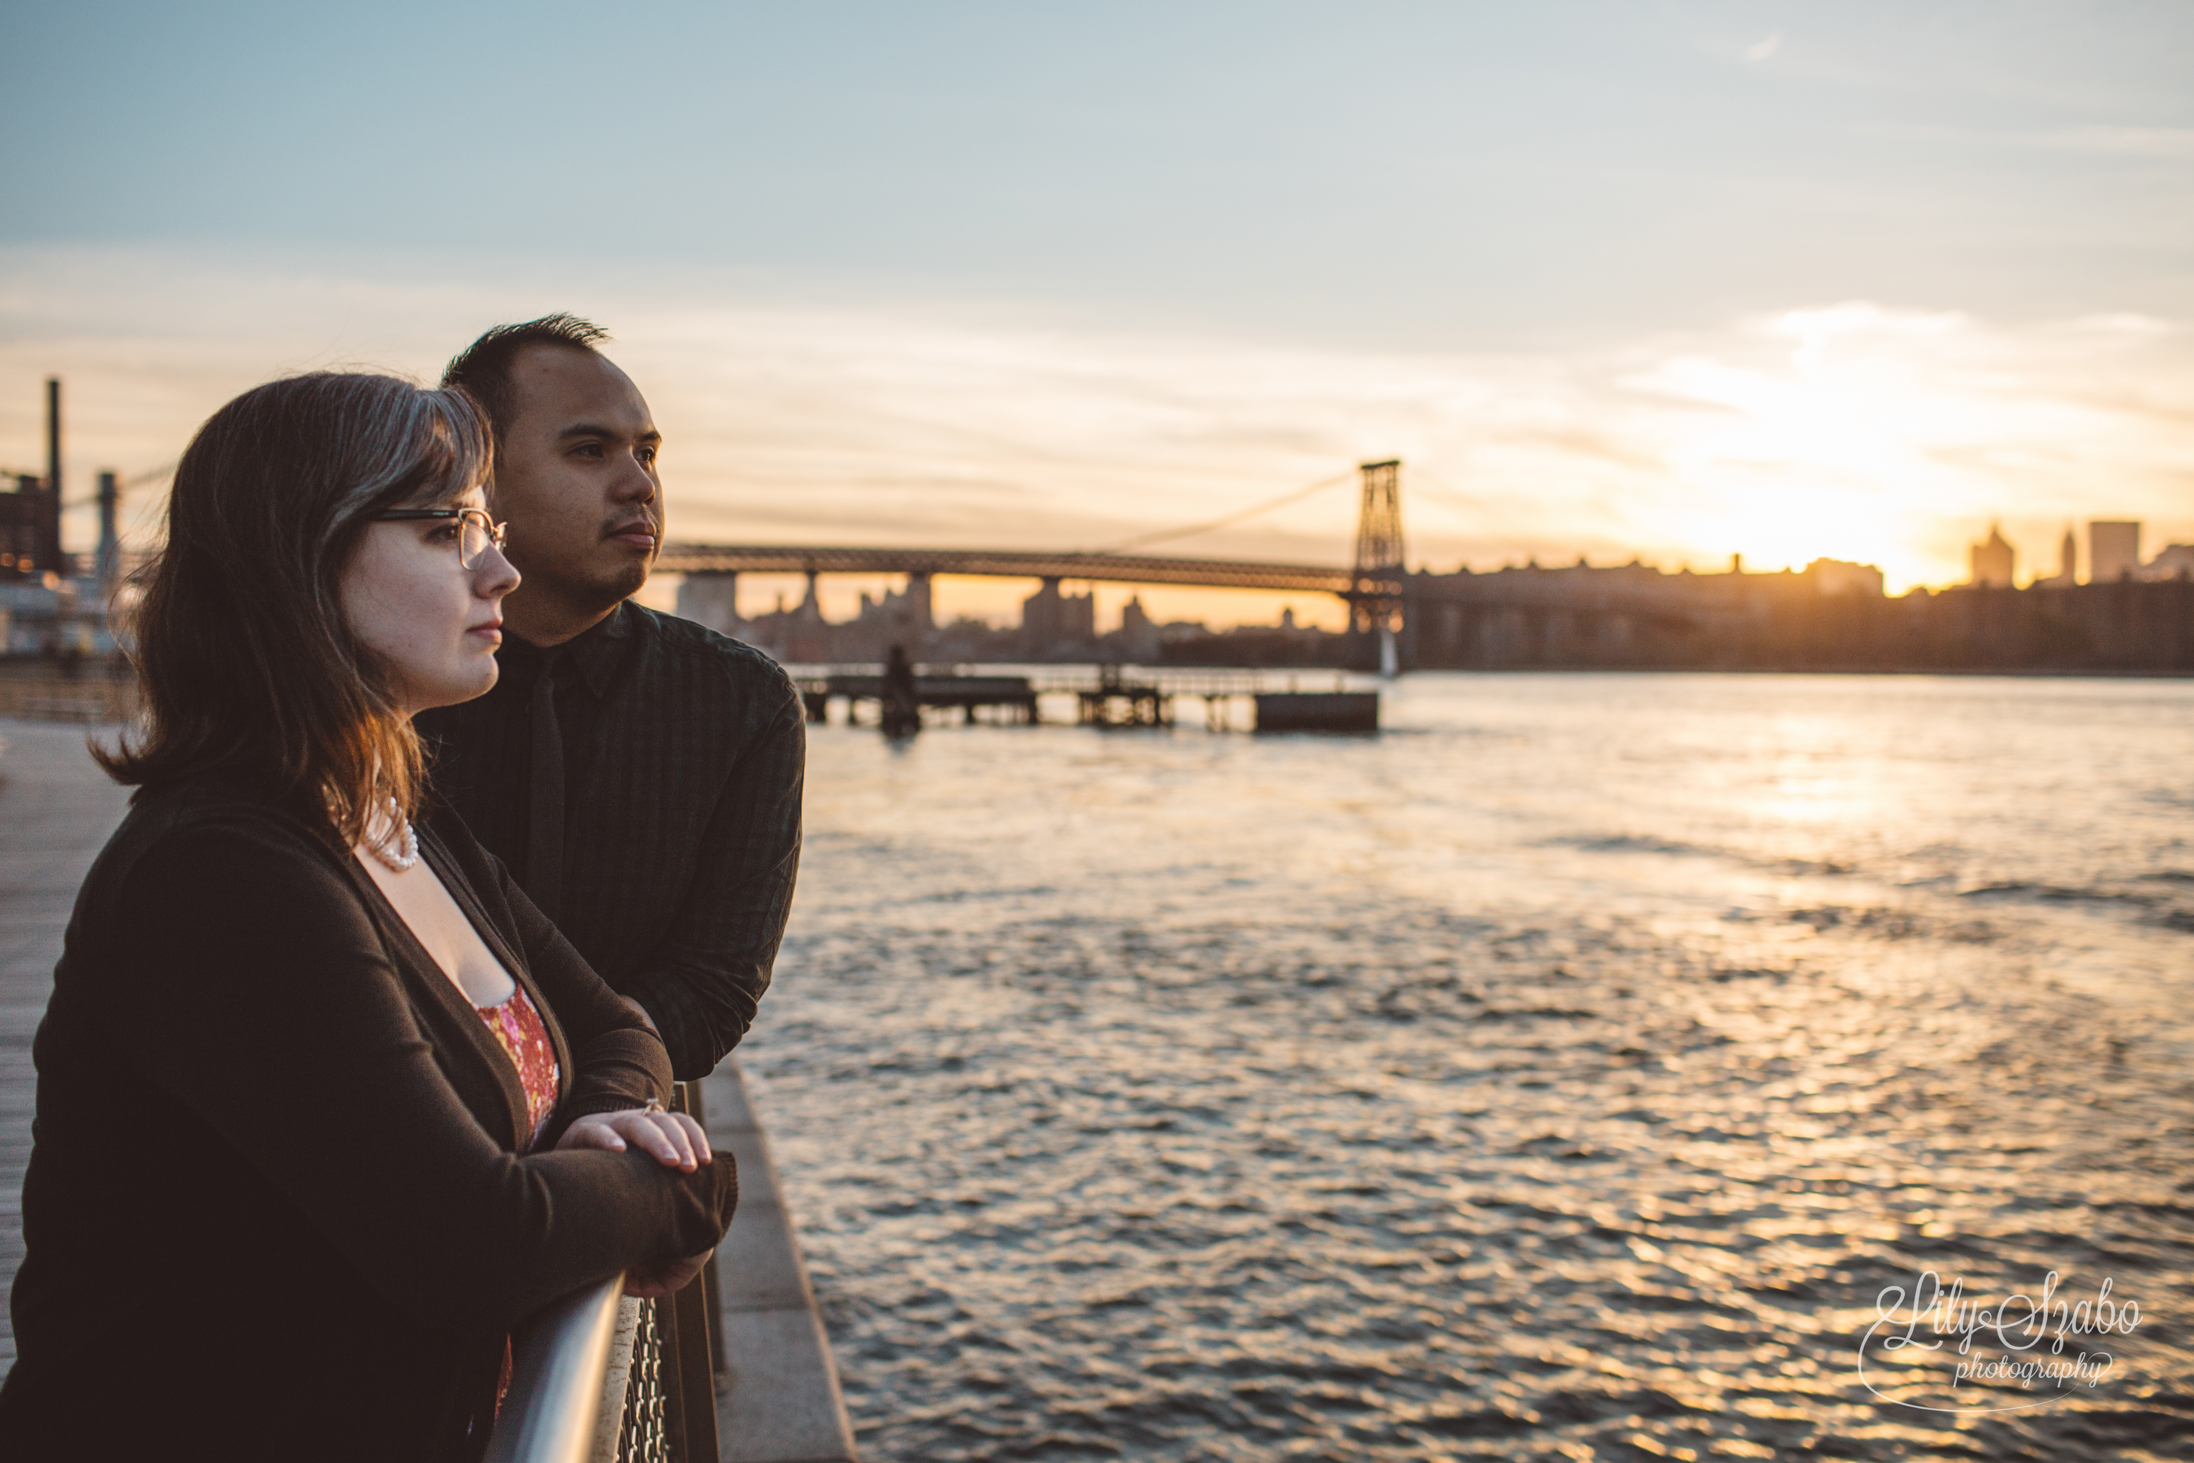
top-left (3, 251), bottom-right (2190, 602)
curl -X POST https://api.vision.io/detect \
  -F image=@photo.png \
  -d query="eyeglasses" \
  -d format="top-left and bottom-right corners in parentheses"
top-left (372, 508), bottom-right (509, 569)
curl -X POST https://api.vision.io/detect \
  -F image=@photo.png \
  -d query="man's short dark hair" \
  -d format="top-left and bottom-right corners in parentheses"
top-left (442, 313), bottom-right (610, 447)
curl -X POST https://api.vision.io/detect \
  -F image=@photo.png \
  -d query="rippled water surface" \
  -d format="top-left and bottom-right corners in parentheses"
top-left (737, 673), bottom-right (2194, 1461)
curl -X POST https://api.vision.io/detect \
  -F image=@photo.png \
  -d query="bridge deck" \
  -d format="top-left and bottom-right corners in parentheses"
top-left (659, 543), bottom-right (1359, 595)
top-left (657, 544), bottom-right (1709, 621)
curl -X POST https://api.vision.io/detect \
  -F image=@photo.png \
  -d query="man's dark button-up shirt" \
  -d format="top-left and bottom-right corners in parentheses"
top-left (417, 601), bottom-right (805, 1079)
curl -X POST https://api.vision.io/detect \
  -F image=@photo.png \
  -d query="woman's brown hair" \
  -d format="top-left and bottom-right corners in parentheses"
top-left (99, 372), bottom-right (493, 849)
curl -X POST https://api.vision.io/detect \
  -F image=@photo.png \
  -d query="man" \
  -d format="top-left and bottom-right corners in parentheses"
top-left (417, 315), bottom-right (804, 1081)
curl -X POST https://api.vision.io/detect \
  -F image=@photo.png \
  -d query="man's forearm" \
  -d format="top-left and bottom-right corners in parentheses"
top-left (622, 960), bottom-right (767, 1081)
top-left (629, 682), bottom-right (805, 1080)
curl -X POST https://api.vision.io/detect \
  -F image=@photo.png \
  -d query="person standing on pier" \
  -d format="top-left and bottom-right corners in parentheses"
top-left (880, 642), bottom-right (920, 738)
top-left (417, 316), bottom-right (805, 1084)
top-left (0, 373), bottom-right (735, 1459)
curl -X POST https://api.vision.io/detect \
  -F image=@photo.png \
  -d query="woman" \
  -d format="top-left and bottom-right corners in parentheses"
top-left (0, 374), bottom-right (736, 1460)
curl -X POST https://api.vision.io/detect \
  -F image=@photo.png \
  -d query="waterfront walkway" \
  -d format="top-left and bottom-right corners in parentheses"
top-left (0, 720), bottom-right (856, 1462)
top-left (0, 719), bottom-right (130, 1376)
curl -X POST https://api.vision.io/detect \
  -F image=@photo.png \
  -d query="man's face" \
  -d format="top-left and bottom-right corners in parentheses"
top-left (493, 345), bottom-right (663, 624)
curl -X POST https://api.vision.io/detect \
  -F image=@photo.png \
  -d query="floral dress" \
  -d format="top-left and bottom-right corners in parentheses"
top-left (476, 984), bottom-right (560, 1149)
top-left (476, 983), bottom-right (561, 1411)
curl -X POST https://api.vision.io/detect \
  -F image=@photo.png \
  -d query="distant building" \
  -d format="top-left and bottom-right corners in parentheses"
top-left (1116, 595), bottom-right (1160, 661)
top-left (849, 573), bottom-right (934, 644)
top-left (2091, 521), bottom-right (2141, 584)
top-left (1804, 558), bottom-right (1885, 597)
top-left (1020, 577), bottom-right (1095, 656)
top-left (680, 568), bottom-right (937, 661)
top-left (1969, 524), bottom-right (2015, 588)
top-left (2040, 527), bottom-right (2078, 588)
top-left (2147, 543), bottom-right (2194, 581)
top-left (676, 574), bottom-right (740, 634)
top-left (1, 476), bottom-right (51, 577)
top-left (718, 573), bottom-right (833, 662)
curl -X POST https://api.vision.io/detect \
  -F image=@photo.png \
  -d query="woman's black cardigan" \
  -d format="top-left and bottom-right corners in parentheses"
top-left (0, 773), bottom-right (739, 1461)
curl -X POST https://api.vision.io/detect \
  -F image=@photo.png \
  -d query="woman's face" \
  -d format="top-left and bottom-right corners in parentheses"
top-left (339, 485), bottom-right (521, 716)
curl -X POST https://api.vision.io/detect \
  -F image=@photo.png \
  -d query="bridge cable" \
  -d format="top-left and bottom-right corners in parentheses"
top-left (1091, 471), bottom-right (1356, 554)
top-left (110, 470), bottom-right (182, 551)
top-left (79, 461), bottom-right (178, 514)
top-left (3, 460), bottom-right (176, 502)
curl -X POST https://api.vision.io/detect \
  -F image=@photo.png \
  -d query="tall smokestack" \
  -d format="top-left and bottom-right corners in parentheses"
top-left (97, 470), bottom-right (120, 591)
top-left (42, 378), bottom-right (64, 575)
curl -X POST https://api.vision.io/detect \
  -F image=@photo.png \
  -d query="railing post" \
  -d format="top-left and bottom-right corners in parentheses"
top-left (657, 1296), bottom-right (692, 1461)
top-left (668, 1079), bottom-right (724, 1463)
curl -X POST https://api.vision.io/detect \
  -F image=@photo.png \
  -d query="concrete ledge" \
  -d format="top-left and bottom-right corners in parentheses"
top-left (703, 1059), bottom-right (859, 1463)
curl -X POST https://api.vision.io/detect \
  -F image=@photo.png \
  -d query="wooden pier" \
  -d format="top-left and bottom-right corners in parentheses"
top-left (1252, 691), bottom-right (1380, 733)
top-left (799, 674), bottom-right (1038, 725)
top-left (1074, 664), bottom-right (1168, 727)
top-left (795, 665), bottom-right (1379, 734)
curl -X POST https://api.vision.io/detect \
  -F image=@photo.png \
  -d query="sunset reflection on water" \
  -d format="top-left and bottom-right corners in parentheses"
top-left (741, 673), bottom-right (2193, 1461)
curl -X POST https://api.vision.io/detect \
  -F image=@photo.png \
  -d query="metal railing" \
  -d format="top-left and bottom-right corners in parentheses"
top-left (485, 1278), bottom-right (625, 1463)
top-left (488, 1283), bottom-right (716, 1463)
top-left (489, 1081), bottom-right (724, 1463)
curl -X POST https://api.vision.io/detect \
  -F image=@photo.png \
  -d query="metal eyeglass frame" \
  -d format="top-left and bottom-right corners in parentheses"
top-left (371, 508), bottom-right (510, 569)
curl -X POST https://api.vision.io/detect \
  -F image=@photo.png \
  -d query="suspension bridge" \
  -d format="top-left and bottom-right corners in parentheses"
top-left (662, 459), bottom-right (1414, 632)
top-left (660, 456), bottom-right (1708, 646)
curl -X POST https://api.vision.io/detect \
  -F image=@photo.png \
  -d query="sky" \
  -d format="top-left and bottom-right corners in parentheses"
top-left (2, 1), bottom-right (2190, 625)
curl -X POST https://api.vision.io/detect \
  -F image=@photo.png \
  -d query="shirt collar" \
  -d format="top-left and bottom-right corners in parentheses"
top-left (562, 600), bottom-right (637, 698)
top-left (500, 600), bottom-right (640, 700)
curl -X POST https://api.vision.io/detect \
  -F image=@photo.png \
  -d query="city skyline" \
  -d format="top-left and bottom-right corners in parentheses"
top-left (3, 322), bottom-right (2189, 633)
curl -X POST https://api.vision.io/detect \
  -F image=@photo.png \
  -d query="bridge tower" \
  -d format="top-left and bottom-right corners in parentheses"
top-left (1350, 459), bottom-right (1405, 640)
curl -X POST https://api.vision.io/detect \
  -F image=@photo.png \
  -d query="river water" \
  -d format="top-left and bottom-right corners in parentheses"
top-left (736, 673), bottom-right (2194, 1462)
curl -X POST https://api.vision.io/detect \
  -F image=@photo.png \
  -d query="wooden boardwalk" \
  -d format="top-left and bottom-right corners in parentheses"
top-left (0, 719), bottom-right (132, 1377)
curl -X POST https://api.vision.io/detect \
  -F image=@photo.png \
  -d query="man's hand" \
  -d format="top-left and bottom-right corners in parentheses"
top-left (558, 1107), bottom-right (710, 1172)
top-left (624, 1249), bottom-right (713, 1300)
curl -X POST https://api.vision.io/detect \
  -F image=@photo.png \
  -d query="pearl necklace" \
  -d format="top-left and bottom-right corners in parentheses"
top-left (363, 797), bottom-right (419, 873)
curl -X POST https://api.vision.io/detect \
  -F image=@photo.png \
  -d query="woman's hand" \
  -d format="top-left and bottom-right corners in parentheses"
top-left (557, 1107), bottom-right (711, 1172)
top-left (624, 1249), bottom-right (714, 1299)
top-left (559, 1106), bottom-right (720, 1297)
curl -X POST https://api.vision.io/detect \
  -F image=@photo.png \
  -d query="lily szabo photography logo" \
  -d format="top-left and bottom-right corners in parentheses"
top-left (1857, 1270), bottom-right (2141, 1414)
